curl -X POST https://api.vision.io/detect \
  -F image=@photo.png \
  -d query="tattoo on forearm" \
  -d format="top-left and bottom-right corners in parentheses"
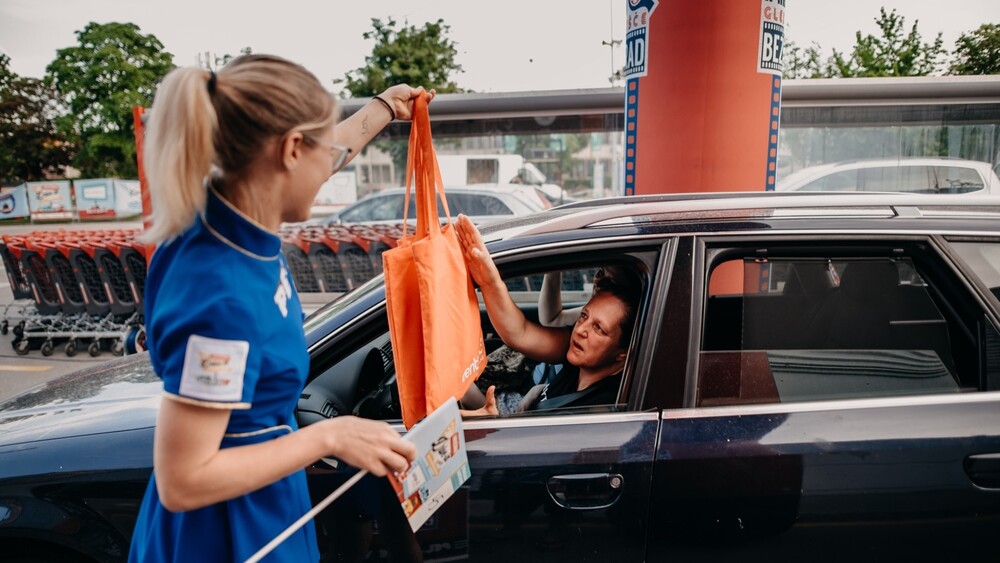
top-left (361, 115), bottom-right (371, 136)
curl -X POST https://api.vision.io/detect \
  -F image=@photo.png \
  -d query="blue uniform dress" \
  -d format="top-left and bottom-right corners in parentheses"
top-left (129, 189), bottom-right (318, 563)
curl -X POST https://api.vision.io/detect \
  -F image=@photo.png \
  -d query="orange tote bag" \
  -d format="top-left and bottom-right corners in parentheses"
top-left (383, 94), bottom-right (486, 428)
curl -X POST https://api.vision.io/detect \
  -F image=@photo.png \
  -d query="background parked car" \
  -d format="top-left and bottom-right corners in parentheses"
top-left (776, 157), bottom-right (1000, 194)
top-left (4, 192), bottom-right (1000, 562)
top-left (321, 183), bottom-right (550, 226)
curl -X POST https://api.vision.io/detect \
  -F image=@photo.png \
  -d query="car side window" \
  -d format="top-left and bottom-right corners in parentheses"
top-left (950, 240), bottom-right (1000, 302)
top-left (699, 252), bottom-right (973, 407)
top-left (371, 194), bottom-right (404, 221)
top-left (446, 193), bottom-right (514, 217)
top-left (342, 194), bottom-right (405, 222)
top-left (303, 263), bottom-right (646, 426)
top-left (800, 170), bottom-right (857, 191)
top-left (473, 264), bottom-right (642, 416)
top-left (862, 166), bottom-right (901, 192)
top-left (948, 240), bottom-right (1000, 390)
top-left (338, 198), bottom-right (376, 223)
top-left (936, 166), bottom-right (985, 193)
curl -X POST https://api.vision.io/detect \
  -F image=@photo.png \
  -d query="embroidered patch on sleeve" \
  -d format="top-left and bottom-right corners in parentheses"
top-left (179, 335), bottom-right (250, 403)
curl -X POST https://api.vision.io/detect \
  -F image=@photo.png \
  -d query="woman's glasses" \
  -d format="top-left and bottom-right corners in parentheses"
top-left (306, 136), bottom-right (352, 175)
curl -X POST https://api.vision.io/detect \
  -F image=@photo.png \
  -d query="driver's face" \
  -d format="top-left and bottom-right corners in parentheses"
top-left (566, 292), bottom-right (626, 370)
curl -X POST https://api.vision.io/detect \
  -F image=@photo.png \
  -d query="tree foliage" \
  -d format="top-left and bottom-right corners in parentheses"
top-left (46, 22), bottom-right (174, 178)
top-left (337, 18), bottom-right (465, 184)
top-left (950, 23), bottom-right (1000, 75)
top-left (337, 17), bottom-right (464, 97)
top-left (828, 8), bottom-right (945, 77)
top-left (783, 41), bottom-right (830, 79)
top-left (0, 54), bottom-right (74, 184)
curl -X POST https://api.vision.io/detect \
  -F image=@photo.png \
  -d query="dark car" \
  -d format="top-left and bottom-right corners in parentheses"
top-left (4, 192), bottom-right (1000, 562)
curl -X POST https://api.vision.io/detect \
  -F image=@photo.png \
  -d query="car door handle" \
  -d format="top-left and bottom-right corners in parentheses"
top-left (547, 473), bottom-right (624, 510)
top-left (965, 453), bottom-right (1000, 489)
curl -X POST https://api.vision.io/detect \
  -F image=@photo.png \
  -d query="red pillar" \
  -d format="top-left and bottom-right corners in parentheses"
top-left (132, 105), bottom-right (155, 261)
top-left (624, 0), bottom-right (785, 195)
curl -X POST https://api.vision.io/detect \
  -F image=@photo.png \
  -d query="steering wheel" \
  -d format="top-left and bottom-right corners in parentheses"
top-left (352, 348), bottom-right (400, 420)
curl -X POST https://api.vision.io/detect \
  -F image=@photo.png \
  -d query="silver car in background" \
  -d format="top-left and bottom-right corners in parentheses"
top-left (777, 157), bottom-right (1000, 195)
top-left (322, 183), bottom-right (550, 226)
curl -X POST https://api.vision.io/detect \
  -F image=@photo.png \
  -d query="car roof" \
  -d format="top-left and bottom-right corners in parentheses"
top-left (478, 191), bottom-right (1000, 244)
top-left (363, 183), bottom-right (542, 195)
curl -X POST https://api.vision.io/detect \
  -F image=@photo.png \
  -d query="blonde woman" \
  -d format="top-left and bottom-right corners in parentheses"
top-left (129, 54), bottom-right (429, 562)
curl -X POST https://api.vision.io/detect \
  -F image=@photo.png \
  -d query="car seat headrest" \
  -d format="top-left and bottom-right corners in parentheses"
top-left (839, 261), bottom-right (899, 300)
top-left (783, 262), bottom-right (834, 301)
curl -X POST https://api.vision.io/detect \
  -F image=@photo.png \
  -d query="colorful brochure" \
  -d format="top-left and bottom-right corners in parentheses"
top-left (388, 399), bottom-right (471, 532)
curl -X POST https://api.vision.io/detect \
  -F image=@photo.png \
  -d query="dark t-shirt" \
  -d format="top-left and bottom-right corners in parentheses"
top-left (535, 365), bottom-right (622, 410)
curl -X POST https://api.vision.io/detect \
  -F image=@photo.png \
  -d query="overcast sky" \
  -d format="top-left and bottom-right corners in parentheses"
top-left (1, 0), bottom-right (996, 93)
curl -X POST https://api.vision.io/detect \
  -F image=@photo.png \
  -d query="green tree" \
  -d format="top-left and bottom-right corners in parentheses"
top-left (46, 22), bottom-right (174, 178)
top-left (950, 23), bottom-right (1000, 75)
top-left (0, 53), bottom-right (14, 91)
top-left (0, 53), bottom-right (74, 184)
top-left (337, 17), bottom-right (465, 97)
top-left (337, 18), bottom-right (465, 185)
top-left (783, 41), bottom-right (829, 79)
top-left (828, 8), bottom-right (945, 77)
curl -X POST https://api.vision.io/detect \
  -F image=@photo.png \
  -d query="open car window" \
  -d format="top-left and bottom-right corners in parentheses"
top-left (301, 260), bottom-right (649, 426)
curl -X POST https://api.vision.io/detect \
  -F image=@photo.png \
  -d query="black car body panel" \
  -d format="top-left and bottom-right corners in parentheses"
top-left (4, 193), bottom-right (1000, 562)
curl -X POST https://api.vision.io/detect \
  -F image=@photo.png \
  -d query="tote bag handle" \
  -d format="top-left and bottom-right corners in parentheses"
top-left (401, 94), bottom-right (451, 240)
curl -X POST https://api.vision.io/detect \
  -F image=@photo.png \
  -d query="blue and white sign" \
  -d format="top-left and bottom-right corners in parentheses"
top-left (26, 180), bottom-right (73, 221)
top-left (624, 0), bottom-right (659, 79)
top-left (757, 0), bottom-right (785, 75)
top-left (114, 179), bottom-right (143, 217)
top-left (75, 178), bottom-right (117, 220)
top-left (0, 185), bottom-right (30, 220)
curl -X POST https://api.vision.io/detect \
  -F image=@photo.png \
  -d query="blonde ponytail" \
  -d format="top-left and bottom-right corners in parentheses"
top-left (140, 54), bottom-right (335, 244)
top-left (141, 67), bottom-right (217, 244)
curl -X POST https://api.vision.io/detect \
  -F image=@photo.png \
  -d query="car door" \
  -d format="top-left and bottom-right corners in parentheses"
top-left (302, 241), bottom-right (665, 563)
top-left (646, 234), bottom-right (1000, 561)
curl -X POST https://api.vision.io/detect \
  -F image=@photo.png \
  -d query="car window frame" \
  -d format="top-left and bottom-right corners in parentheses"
top-left (687, 233), bottom-right (997, 409)
top-left (303, 238), bottom-right (666, 425)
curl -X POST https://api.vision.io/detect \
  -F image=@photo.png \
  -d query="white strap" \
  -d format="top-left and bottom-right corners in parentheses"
top-left (243, 469), bottom-right (369, 563)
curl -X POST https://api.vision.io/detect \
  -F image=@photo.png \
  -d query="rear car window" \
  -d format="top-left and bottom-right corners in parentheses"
top-left (699, 256), bottom-right (964, 406)
top-left (950, 241), bottom-right (1000, 302)
top-left (936, 166), bottom-right (985, 194)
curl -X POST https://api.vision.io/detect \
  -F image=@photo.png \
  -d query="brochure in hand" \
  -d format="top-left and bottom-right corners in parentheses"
top-left (388, 398), bottom-right (471, 532)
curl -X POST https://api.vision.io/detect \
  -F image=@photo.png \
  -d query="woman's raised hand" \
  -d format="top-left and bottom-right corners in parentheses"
top-left (455, 214), bottom-right (500, 289)
top-left (380, 84), bottom-right (437, 122)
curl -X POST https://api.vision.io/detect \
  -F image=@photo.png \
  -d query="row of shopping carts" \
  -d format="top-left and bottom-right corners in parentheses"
top-left (278, 222), bottom-right (406, 294)
top-left (0, 222), bottom-right (413, 356)
top-left (1, 228), bottom-right (147, 357)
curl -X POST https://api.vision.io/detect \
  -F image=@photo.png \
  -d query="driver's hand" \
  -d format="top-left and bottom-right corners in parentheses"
top-left (460, 385), bottom-right (498, 418)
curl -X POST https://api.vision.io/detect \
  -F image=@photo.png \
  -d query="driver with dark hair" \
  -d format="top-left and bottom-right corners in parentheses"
top-left (454, 215), bottom-right (640, 416)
